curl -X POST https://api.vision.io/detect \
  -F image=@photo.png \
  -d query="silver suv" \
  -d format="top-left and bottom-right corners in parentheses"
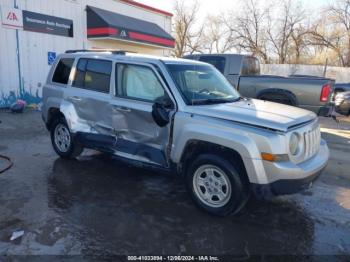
top-left (42, 50), bottom-right (329, 216)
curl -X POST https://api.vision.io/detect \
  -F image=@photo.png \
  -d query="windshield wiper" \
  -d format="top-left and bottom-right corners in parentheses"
top-left (191, 98), bottom-right (239, 105)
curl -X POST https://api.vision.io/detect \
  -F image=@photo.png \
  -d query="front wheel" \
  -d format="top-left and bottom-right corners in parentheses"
top-left (186, 154), bottom-right (249, 216)
top-left (50, 117), bottom-right (83, 159)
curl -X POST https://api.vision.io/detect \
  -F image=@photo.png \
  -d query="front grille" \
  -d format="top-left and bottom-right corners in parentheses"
top-left (304, 126), bottom-right (321, 160)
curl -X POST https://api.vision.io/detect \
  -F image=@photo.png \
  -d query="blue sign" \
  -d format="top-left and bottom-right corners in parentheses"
top-left (48, 51), bottom-right (56, 65)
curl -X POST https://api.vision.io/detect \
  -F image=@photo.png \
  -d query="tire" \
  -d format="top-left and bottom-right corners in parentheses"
top-left (50, 117), bottom-right (83, 159)
top-left (186, 154), bottom-right (249, 216)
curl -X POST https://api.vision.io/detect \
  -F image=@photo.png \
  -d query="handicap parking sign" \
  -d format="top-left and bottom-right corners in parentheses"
top-left (48, 52), bottom-right (56, 65)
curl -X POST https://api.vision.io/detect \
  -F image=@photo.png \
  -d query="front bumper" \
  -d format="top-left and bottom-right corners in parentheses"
top-left (251, 139), bottom-right (329, 198)
top-left (251, 167), bottom-right (324, 197)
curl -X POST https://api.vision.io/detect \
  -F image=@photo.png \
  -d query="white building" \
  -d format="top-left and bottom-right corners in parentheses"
top-left (0, 0), bottom-right (174, 107)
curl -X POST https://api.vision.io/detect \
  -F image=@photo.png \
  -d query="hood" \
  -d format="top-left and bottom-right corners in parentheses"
top-left (185, 99), bottom-right (316, 132)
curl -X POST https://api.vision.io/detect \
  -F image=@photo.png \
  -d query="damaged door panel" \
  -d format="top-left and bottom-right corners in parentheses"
top-left (63, 88), bottom-right (112, 135)
top-left (63, 58), bottom-right (114, 135)
top-left (108, 62), bottom-right (176, 167)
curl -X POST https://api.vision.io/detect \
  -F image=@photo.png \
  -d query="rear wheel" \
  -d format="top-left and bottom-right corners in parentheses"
top-left (50, 117), bottom-right (83, 159)
top-left (186, 154), bottom-right (249, 216)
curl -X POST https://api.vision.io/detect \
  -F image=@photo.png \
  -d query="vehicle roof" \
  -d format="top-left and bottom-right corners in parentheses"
top-left (184, 53), bottom-right (255, 59)
top-left (59, 51), bottom-right (209, 66)
top-left (182, 53), bottom-right (261, 75)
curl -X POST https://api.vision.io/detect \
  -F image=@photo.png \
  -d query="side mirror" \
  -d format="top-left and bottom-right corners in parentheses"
top-left (152, 96), bottom-right (173, 127)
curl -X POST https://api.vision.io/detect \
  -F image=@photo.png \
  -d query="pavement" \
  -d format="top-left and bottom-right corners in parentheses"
top-left (0, 111), bottom-right (349, 258)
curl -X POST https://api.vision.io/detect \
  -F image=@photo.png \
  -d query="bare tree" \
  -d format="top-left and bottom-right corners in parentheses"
top-left (289, 25), bottom-right (309, 64)
top-left (201, 15), bottom-right (235, 54)
top-left (266, 0), bottom-right (305, 64)
top-left (186, 26), bottom-right (205, 55)
top-left (227, 0), bottom-right (270, 63)
top-left (309, 0), bottom-right (350, 66)
top-left (173, 0), bottom-right (203, 57)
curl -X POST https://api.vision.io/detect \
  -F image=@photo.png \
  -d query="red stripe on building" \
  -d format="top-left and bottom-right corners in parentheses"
top-left (1, 23), bottom-right (23, 28)
top-left (129, 31), bottom-right (175, 47)
top-left (120, 0), bottom-right (173, 17)
top-left (87, 27), bottom-right (119, 36)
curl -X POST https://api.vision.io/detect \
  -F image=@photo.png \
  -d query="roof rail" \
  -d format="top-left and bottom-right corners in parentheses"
top-left (65, 49), bottom-right (126, 55)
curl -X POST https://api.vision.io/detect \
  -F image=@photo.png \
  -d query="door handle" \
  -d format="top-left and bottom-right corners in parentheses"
top-left (69, 96), bottom-right (82, 102)
top-left (113, 106), bottom-right (131, 112)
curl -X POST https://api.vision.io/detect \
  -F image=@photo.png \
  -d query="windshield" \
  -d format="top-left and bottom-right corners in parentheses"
top-left (165, 63), bottom-right (241, 105)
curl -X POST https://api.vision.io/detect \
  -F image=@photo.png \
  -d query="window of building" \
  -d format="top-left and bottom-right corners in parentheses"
top-left (73, 58), bottom-right (112, 93)
top-left (52, 58), bottom-right (74, 84)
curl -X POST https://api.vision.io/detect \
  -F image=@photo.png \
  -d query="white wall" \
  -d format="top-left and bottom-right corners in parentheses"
top-left (261, 64), bottom-right (350, 83)
top-left (0, 0), bottom-right (173, 107)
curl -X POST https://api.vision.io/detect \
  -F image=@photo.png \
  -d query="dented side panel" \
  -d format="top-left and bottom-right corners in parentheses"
top-left (63, 87), bottom-right (113, 135)
top-left (45, 55), bottom-right (176, 168)
top-left (109, 97), bottom-right (173, 166)
top-left (60, 100), bottom-right (98, 134)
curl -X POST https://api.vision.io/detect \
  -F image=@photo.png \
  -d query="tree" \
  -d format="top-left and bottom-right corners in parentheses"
top-left (201, 15), bottom-right (235, 54)
top-left (173, 0), bottom-right (203, 57)
top-left (309, 0), bottom-right (350, 66)
top-left (289, 25), bottom-right (309, 64)
top-left (266, 0), bottom-right (305, 64)
top-left (227, 0), bottom-right (270, 63)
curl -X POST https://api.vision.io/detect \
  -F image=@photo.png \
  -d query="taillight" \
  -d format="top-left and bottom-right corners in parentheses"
top-left (320, 84), bottom-right (332, 102)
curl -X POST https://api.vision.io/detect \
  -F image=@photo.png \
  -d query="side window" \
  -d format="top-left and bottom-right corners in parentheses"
top-left (199, 56), bottom-right (226, 73)
top-left (72, 58), bottom-right (112, 93)
top-left (73, 58), bottom-right (87, 88)
top-left (116, 64), bottom-right (165, 102)
top-left (241, 57), bottom-right (260, 75)
top-left (52, 58), bottom-right (74, 84)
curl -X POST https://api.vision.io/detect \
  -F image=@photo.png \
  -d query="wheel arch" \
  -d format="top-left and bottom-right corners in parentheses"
top-left (178, 140), bottom-right (251, 186)
top-left (334, 88), bottom-right (345, 93)
top-left (46, 107), bottom-right (65, 130)
top-left (257, 88), bottom-right (298, 106)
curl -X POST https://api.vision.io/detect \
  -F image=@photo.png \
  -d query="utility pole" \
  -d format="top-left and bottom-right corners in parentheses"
top-left (14, 0), bottom-right (23, 96)
top-left (323, 58), bottom-right (328, 78)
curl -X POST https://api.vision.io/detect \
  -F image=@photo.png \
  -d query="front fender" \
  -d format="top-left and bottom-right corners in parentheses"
top-left (171, 112), bottom-right (270, 184)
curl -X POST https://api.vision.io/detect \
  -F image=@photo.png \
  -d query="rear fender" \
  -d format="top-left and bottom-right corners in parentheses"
top-left (257, 88), bottom-right (298, 106)
top-left (59, 100), bottom-right (96, 134)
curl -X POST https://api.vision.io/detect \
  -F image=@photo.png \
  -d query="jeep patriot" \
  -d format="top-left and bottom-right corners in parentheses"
top-left (42, 50), bottom-right (329, 216)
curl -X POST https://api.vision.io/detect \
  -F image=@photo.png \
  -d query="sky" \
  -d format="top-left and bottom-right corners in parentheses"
top-left (134, 0), bottom-right (332, 16)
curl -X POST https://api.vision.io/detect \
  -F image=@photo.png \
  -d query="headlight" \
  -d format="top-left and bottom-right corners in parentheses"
top-left (289, 132), bottom-right (302, 156)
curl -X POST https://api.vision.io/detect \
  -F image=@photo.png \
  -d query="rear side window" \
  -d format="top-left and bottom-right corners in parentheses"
top-left (199, 56), bottom-right (226, 73)
top-left (73, 58), bottom-right (112, 93)
top-left (241, 57), bottom-right (260, 75)
top-left (52, 58), bottom-right (74, 84)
